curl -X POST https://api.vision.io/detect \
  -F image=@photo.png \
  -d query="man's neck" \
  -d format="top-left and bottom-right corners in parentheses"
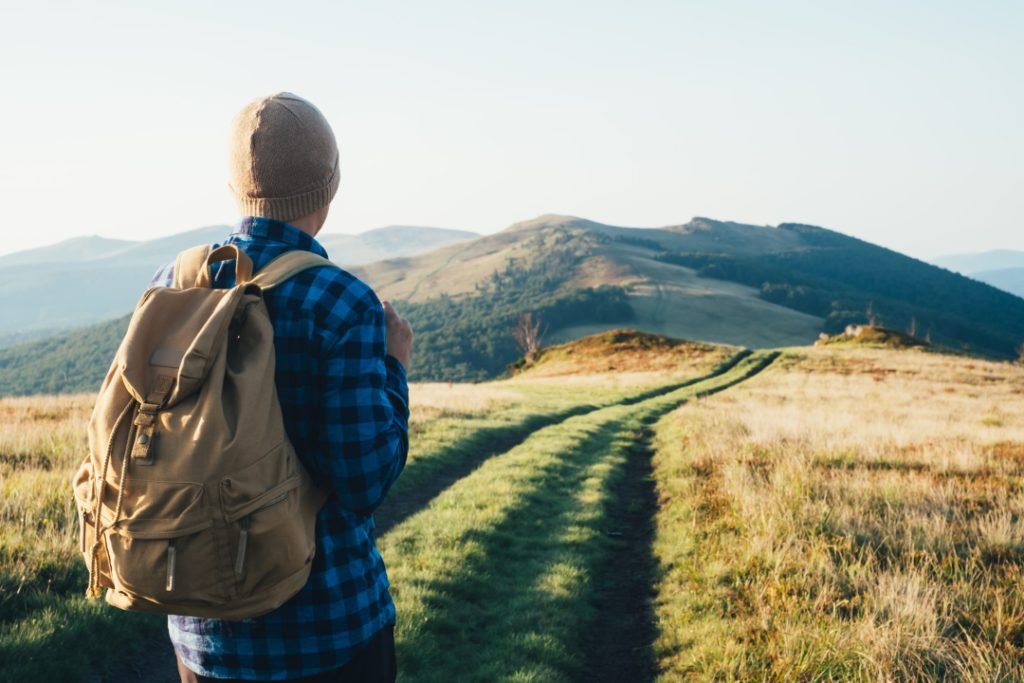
top-left (289, 214), bottom-right (323, 238)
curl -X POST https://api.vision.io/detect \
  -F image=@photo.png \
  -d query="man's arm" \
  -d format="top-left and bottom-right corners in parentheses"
top-left (151, 262), bottom-right (175, 287)
top-left (319, 300), bottom-right (410, 516)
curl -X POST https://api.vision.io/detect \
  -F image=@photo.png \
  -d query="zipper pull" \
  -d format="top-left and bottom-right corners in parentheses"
top-left (166, 540), bottom-right (177, 592)
top-left (234, 516), bottom-right (250, 575)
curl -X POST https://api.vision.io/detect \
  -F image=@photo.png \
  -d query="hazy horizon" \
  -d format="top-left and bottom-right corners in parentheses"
top-left (3, 214), bottom-right (1021, 265)
top-left (2, 1), bottom-right (1020, 261)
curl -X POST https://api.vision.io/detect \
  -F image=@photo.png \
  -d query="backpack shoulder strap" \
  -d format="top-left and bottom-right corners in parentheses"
top-left (172, 245), bottom-right (214, 289)
top-left (249, 251), bottom-right (336, 290)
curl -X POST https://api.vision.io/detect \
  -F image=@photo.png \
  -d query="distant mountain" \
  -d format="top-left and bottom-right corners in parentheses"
top-left (933, 249), bottom-right (1024, 275)
top-left (930, 249), bottom-right (1024, 298)
top-left (5, 213), bottom-right (1024, 394)
top-left (0, 224), bottom-right (476, 342)
top-left (970, 267), bottom-right (1024, 299)
top-left (0, 235), bottom-right (137, 267)
top-left (318, 226), bottom-right (479, 266)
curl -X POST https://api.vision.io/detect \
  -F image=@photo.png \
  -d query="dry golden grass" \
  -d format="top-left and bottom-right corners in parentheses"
top-left (653, 347), bottom-right (1024, 681)
top-left (517, 329), bottom-right (734, 381)
top-left (0, 395), bottom-right (95, 635)
top-left (408, 382), bottom-right (527, 426)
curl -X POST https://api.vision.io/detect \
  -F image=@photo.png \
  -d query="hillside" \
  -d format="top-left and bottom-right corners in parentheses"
top-left (350, 215), bottom-right (824, 368)
top-left (511, 329), bottom-right (734, 378)
top-left (0, 315), bottom-right (128, 396)
top-left (4, 213), bottom-right (1024, 393)
top-left (352, 214), bottom-right (1024, 365)
top-left (0, 224), bottom-right (476, 341)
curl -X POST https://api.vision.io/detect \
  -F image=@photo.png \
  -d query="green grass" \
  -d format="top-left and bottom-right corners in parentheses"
top-left (0, 348), bottom-right (775, 682)
top-left (6, 343), bottom-right (1023, 682)
top-left (0, 344), bottom-right (733, 682)
top-left (378, 352), bottom-right (778, 682)
top-left (0, 596), bottom-right (165, 682)
top-left (0, 396), bottom-right (167, 681)
top-left (378, 345), bottom-right (737, 532)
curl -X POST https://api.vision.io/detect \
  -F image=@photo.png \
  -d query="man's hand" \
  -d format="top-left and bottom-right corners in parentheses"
top-left (383, 301), bottom-right (413, 370)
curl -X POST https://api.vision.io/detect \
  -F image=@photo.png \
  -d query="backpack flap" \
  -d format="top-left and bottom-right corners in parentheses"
top-left (117, 285), bottom-right (260, 409)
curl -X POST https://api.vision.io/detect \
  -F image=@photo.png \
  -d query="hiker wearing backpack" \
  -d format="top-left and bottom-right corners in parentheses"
top-left (78, 93), bottom-right (411, 682)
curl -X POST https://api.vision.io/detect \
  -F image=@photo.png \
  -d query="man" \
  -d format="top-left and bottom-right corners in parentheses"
top-left (151, 92), bottom-right (412, 682)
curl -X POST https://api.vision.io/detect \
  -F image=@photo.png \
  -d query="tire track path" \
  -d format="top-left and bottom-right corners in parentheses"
top-left (373, 350), bottom-right (752, 535)
top-left (121, 350), bottom-right (768, 683)
top-left (581, 351), bottom-right (779, 683)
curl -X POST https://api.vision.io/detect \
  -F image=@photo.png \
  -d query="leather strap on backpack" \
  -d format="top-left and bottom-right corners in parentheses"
top-left (249, 251), bottom-right (336, 290)
top-left (173, 244), bottom-right (259, 289)
top-left (173, 245), bottom-right (214, 289)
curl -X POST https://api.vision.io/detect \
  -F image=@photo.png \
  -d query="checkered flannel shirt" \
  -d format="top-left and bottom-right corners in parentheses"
top-left (151, 217), bottom-right (409, 680)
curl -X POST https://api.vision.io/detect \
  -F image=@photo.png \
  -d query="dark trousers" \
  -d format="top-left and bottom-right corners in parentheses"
top-left (176, 625), bottom-right (396, 683)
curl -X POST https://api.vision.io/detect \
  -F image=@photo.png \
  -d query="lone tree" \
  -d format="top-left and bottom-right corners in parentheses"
top-left (513, 312), bottom-right (546, 362)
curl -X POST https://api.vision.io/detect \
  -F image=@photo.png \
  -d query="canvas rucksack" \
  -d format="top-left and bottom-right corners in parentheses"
top-left (73, 243), bottom-right (331, 619)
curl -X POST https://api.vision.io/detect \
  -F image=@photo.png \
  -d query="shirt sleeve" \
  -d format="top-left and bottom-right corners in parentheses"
top-left (317, 300), bottom-right (409, 515)
top-left (151, 262), bottom-right (175, 287)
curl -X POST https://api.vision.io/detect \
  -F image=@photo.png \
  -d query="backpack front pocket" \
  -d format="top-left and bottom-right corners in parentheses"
top-left (221, 475), bottom-right (314, 597)
top-left (104, 520), bottom-right (217, 601)
top-left (102, 479), bottom-right (228, 605)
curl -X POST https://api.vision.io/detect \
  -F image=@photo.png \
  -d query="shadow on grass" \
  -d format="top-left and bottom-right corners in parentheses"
top-left (393, 351), bottom-right (779, 682)
top-left (394, 416), bottom-right (633, 682)
top-left (375, 350), bottom-right (755, 536)
top-left (0, 594), bottom-right (166, 683)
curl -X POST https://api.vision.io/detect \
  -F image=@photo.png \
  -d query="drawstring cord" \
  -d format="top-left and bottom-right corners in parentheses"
top-left (87, 399), bottom-right (136, 598)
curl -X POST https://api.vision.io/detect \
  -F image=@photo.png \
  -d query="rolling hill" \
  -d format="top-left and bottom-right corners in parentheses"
top-left (348, 214), bottom-right (1024, 376)
top-left (0, 224), bottom-right (477, 341)
top-left (4, 213), bottom-right (1023, 395)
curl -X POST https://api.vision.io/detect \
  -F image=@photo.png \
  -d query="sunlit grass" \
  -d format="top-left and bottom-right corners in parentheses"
top-left (379, 352), bottom-right (776, 682)
top-left (651, 347), bottom-right (1024, 681)
top-left (9, 342), bottom-right (1019, 682)
top-left (0, 343), bottom-right (732, 681)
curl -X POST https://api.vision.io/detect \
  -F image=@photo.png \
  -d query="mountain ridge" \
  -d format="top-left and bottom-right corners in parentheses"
top-left (3, 213), bottom-right (1023, 394)
top-left (0, 224), bottom-right (479, 339)
top-left (933, 249), bottom-right (1024, 275)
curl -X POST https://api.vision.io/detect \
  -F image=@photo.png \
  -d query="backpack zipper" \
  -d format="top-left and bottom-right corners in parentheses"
top-left (166, 540), bottom-right (177, 592)
top-left (233, 492), bottom-right (288, 575)
top-left (234, 516), bottom-right (250, 575)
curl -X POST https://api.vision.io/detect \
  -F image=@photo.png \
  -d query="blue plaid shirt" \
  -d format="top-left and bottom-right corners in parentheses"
top-left (151, 217), bottom-right (409, 680)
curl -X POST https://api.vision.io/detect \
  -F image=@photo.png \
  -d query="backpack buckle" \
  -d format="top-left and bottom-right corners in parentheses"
top-left (131, 377), bottom-right (174, 461)
top-left (133, 404), bottom-right (161, 427)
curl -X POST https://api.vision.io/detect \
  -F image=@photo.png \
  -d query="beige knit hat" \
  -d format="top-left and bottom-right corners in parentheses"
top-left (228, 92), bottom-right (340, 223)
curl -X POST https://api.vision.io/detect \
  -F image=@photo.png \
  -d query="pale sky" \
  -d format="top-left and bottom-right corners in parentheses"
top-left (0, 0), bottom-right (1020, 260)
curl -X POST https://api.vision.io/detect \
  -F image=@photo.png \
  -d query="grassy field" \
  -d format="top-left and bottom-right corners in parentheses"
top-left (651, 347), bottom-right (1024, 681)
top-left (2, 335), bottom-right (1023, 682)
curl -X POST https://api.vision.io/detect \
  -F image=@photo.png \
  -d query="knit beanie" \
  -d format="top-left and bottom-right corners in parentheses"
top-left (228, 92), bottom-right (340, 223)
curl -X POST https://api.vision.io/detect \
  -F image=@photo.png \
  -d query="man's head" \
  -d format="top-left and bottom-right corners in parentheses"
top-left (228, 93), bottom-right (339, 231)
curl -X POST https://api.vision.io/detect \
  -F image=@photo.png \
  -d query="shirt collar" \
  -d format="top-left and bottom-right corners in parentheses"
top-left (230, 216), bottom-right (329, 259)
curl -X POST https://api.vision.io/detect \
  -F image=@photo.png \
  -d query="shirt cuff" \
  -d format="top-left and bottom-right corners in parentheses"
top-left (384, 355), bottom-right (409, 418)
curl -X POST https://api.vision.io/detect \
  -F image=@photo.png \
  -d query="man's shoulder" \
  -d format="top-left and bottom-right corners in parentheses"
top-left (278, 260), bottom-right (381, 318)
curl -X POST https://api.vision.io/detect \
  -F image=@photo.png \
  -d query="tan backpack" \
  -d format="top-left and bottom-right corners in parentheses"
top-left (73, 244), bottom-right (330, 619)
